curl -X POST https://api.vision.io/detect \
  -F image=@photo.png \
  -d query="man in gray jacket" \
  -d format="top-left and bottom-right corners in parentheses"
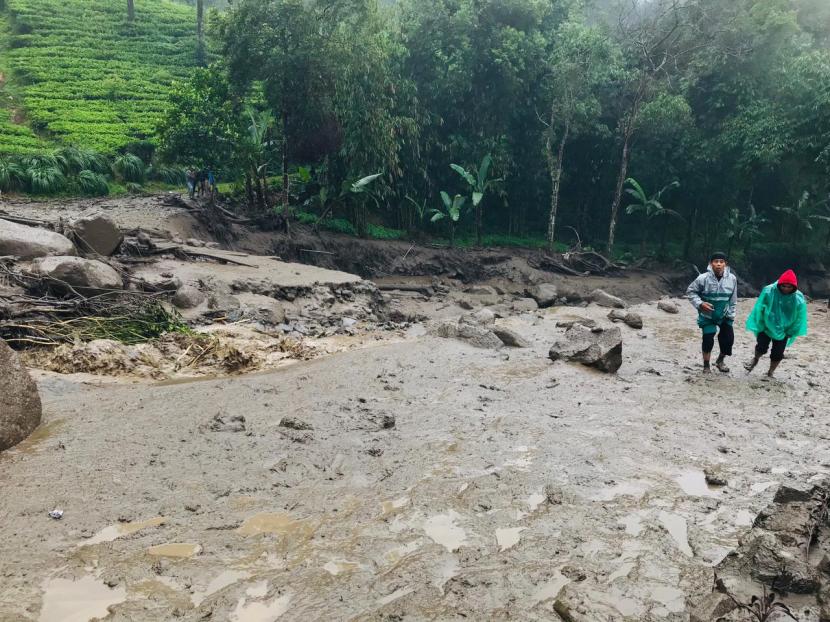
top-left (686, 252), bottom-right (738, 373)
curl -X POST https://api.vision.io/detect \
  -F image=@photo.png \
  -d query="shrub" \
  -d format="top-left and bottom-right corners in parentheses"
top-left (0, 158), bottom-right (26, 191)
top-left (74, 169), bottom-right (110, 196)
top-left (112, 153), bottom-right (146, 182)
top-left (25, 162), bottom-right (65, 194)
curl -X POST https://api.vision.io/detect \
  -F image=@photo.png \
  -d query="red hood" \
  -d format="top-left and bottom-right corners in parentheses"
top-left (778, 269), bottom-right (798, 288)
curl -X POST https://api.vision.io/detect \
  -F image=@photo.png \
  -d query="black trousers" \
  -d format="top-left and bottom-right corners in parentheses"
top-left (702, 323), bottom-right (734, 355)
top-left (755, 331), bottom-right (787, 362)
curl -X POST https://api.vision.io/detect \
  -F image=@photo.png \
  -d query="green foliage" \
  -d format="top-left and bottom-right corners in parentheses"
top-left (0, 0), bottom-right (200, 155)
top-left (0, 157), bottom-right (25, 191)
top-left (112, 153), bottom-right (146, 182)
top-left (25, 160), bottom-right (65, 194)
top-left (74, 169), bottom-right (110, 196)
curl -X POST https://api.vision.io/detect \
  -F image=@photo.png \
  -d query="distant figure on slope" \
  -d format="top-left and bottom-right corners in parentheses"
top-left (207, 170), bottom-right (216, 197)
top-left (744, 269), bottom-right (808, 378)
top-left (686, 252), bottom-right (738, 373)
top-left (186, 168), bottom-right (196, 199)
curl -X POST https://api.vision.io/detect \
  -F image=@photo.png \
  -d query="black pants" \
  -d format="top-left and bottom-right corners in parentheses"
top-left (755, 331), bottom-right (786, 362)
top-left (702, 323), bottom-right (734, 356)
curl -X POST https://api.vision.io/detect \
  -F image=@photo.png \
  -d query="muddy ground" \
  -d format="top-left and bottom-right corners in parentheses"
top-left (2, 195), bottom-right (830, 622)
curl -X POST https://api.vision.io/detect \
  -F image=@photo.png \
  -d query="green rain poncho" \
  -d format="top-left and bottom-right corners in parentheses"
top-left (745, 281), bottom-right (808, 345)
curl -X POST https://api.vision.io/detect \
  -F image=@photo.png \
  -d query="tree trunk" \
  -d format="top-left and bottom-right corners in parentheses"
top-left (475, 202), bottom-right (482, 247)
top-left (244, 173), bottom-right (254, 210)
top-left (606, 129), bottom-right (631, 256)
top-left (127, 0), bottom-right (134, 21)
top-left (196, 0), bottom-right (205, 66)
top-left (683, 203), bottom-right (697, 260)
top-left (546, 115), bottom-right (570, 250)
top-left (281, 111), bottom-right (289, 214)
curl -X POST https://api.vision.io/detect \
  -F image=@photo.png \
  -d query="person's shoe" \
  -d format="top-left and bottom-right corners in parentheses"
top-left (703, 364), bottom-right (711, 374)
top-left (715, 357), bottom-right (730, 373)
top-left (744, 357), bottom-right (759, 373)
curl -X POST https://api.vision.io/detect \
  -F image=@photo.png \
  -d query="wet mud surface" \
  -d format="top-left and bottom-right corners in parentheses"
top-left (2, 299), bottom-right (830, 621)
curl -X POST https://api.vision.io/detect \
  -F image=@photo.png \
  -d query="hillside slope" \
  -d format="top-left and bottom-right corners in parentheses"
top-left (0, 0), bottom-right (198, 155)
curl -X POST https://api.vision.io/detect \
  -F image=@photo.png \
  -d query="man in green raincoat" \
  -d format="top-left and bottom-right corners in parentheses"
top-left (745, 269), bottom-right (808, 378)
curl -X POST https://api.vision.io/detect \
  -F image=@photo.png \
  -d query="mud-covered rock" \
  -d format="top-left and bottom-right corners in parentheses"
top-left (0, 219), bottom-right (75, 260)
top-left (0, 339), bottom-right (42, 451)
top-left (589, 289), bottom-right (626, 309)
top-left (172, 284), bottom-right (206, 309)
top-left (237, 293), bottom-right (286, 325)
top-left (32, 255), bottom-right (122, 292)
top-left (428, 316), bottom-right (503, 349)
top-left (71, 215), bottom-right (123, 256)
top-left (512, 297), bottom-right (539, 313)
top-left (492, 326), bottom-right (529, 348)
top-left (689, 592), bottom-right (737, 622)
top-left (529, 283), bottom-right (559, 308)
top-left (657, 300), bottom-right (680, 314)
top-left (205, 281), bottom-right (241, 313)
top-left (279, 417), bottom-right (313, 430)
top-left (471, 308), bottom-right (496, 326)
top-left (549, 325), bottom-right (623, 373)
top-left (555, 317), bottom-right (597, 330)
top-left (704, 466), bottom-right (727, 486)
top-left (607, 309), bottom-right (643, 329)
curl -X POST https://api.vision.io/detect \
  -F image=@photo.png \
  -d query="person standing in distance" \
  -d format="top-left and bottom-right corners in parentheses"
top-left (686, 252), bottom-right (738, 373)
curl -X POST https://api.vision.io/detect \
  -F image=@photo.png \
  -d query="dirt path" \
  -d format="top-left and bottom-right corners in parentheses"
top-left (2, 299), bottom-right (829, 621)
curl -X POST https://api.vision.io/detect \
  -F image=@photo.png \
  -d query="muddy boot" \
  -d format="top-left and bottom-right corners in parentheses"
top-left (703, 362), bottom-right (711, 374)
top-left (744, 356), bottom-right (760, 373)
top-left (715, 355), bottom-right (730, 373)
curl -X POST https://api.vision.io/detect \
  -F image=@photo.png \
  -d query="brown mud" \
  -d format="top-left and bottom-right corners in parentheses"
top-left (2, 194), bottom-right (830, 621)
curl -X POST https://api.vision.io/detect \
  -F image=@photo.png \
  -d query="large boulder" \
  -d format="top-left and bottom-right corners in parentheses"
top-left (32, 256), bottom-right (123, 293)
top-left (589, 289), bottom-right (626, 309)
top-left (529, 283), bottom-right (559, 308)
top-left (71, 215), bottom-right (123, 256)
top-left (0, 219), bottom-right (75, 260)
top-left (0, 339), bottom-right (42, 451)
top-left (428, 316), bottom-right (503, 349)
top-left (549, 325), bottom-right (623, 373)
top-left (492, 326), bottom-right (529, 348)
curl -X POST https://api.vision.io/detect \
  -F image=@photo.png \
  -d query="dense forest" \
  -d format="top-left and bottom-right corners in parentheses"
top-left (2, 0), bottom-right (830, 266)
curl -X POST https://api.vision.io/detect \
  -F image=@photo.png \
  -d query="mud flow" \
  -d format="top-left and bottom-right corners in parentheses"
top-left (2, 196), bottom-right (830, 621)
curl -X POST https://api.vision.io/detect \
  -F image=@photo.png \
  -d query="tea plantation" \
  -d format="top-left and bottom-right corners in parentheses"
top-left (0, 0), bottom-right (198, 155)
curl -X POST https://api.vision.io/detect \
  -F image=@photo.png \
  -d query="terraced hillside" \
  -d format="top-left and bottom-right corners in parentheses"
top-left (0, 0), bottom-right (198, 155)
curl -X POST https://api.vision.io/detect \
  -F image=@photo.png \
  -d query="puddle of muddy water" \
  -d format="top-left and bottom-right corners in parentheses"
top-left (591, 480), bottom-right (651, 502)
top-left (323, 559), bottom-right (360, 576)
top-left (496, 527), bottom-right (524, 551)
top-left (236, 512), bottom-right (315, 540)
top-left (423, 511), bottom-right (467, 552)
top-left (147, 543), bottom-right (202, 558)
top-left (658, 511), bottom-right (692, 557)
top-left (12, 419), bottom-right (66, 454)
top-left (676, 470), bottom-right (720, 497)
top-left (232, 587), bottom-right (291, 622)
top-left (39, 574), bottom-right (127, 622)
top-left (83, 516), bottom-right (166, 546)
top-left (529, 570), bottom-right (570, 607)
top-left (192, 570), bottom-right (250, 606)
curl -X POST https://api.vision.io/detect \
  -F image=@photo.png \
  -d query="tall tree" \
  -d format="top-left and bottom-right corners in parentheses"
top-left (127, 0), bottom-right (135, 21)
top-left (196, 0), bottom-right (206, 66)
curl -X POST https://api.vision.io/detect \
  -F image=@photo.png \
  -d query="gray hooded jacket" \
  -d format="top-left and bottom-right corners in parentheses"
top-left (686, 266), bottom-right (738, 323)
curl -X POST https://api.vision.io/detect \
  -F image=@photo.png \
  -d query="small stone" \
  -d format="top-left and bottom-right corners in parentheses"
top-left (590, 289), bottom-right (626, 309)
top-left (704, 466), bottom-right (727, 486)
top-left (658, 300), bottom-right (680, 314)
top-left (279, 417), bottom-right (313, 431)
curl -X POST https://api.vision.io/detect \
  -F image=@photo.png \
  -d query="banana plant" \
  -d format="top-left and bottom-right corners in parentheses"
top-left (430, 191), bottom-right (466, 246)
top-left (450, 154), bottom-right (502, 245)
top-left (348, 172), bottom-right (382, 237)
top-left (624, 177), bottom-right (681, 256)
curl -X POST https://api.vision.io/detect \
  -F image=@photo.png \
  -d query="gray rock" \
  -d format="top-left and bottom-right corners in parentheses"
top-left (624, 313), bottom-right (643, 330)
top-left (464, 285), bottom-right (497, 296)
top-left (471, 308), bottom-right (496, 326)
top-left (609, 310), bottom-right (644, 329)
top-left (0, 339), bottom-right (42, 451)
top-left (186, 238), bottom-right (206, 247)
top-left (0, 218), bottom-right (75, 260)
top-left (590, 288), bottom-right (626, 309)
top-left (511, 297), bottom-right (539, 313)
top-left (555, 317), bottom-right (597, 330)
top-left (529, 283), bottom-right (559, 308)
top-left (657, 300), bottom-right (680, 314)
top-left (71, 215), bottom-right (123, 256)
top-left (493, 327), bottom-right (529, 348)
top-left (206, 281), bottom-right (241, 312)
top-left (172, 284), bottom-right (206, 309)
top-left (689, 592), bottom-right (737, 622)
top-left (704, 466), bottom-right (727, 486)
top-left (32, 256), bottom-right (122, 293)
top-left (428, 317), bottom-right (502, 349)
top-left (279, 417), bottom-right (313, 431)
top-left (549, 325), bottom-right (623, 373)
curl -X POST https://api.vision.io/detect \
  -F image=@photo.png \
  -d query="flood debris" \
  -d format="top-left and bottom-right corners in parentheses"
top-left (0, 338), bottom-right (42, 451)
top-left (692, 479), bottom-right (830, 621)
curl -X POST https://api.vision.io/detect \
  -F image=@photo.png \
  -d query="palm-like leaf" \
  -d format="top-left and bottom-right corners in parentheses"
top-left (450, 163), bottom-right (476, 187)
